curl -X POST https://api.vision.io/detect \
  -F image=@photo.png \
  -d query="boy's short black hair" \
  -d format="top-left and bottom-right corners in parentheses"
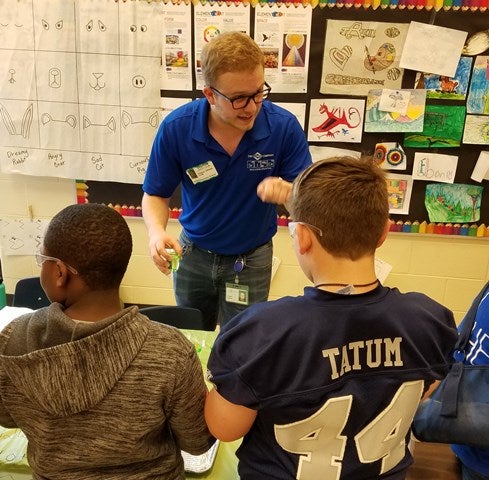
top-left (43, 203), bottom-right (132, 290)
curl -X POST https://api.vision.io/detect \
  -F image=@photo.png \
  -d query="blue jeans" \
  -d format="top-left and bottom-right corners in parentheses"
top-left (173, 230), bottom-right (273, 331)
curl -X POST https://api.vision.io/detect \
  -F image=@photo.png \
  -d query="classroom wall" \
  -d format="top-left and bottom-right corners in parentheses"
top-left (1, 170), bottom-right (488, 324)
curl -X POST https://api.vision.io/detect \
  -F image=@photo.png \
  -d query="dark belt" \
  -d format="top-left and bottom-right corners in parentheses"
top-left (196, 240), bottom-right (271, 257)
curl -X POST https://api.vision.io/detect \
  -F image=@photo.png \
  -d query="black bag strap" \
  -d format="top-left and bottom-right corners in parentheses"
top-left (440, 281), bottom-right (489, 417)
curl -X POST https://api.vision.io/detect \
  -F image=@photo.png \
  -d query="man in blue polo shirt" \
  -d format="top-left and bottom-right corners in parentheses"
top-left (142, 31), bottom-right (311, 331)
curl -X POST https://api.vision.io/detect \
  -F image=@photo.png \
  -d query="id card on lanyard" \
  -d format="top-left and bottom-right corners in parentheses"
top-left (226, 256), bottom-right (249, 305)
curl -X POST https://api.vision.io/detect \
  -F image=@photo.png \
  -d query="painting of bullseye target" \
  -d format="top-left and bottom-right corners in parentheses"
top-left (373, 142), bottom-right (406, 170)
top-left (386, 147), bottom-right (404, 166)
top-left (373, 145), bottom-right (387, 165)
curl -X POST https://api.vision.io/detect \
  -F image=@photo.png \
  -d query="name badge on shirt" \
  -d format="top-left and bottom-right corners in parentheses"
top-left (186, 161), bottom-right (218, 184)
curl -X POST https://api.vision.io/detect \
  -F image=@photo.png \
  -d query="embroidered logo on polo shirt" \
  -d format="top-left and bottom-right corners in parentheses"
top-left (247, 152), bottom-right (275, 171)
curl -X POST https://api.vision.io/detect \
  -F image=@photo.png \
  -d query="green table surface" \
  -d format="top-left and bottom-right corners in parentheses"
top-left (0, 326), bottom-right (240, 479)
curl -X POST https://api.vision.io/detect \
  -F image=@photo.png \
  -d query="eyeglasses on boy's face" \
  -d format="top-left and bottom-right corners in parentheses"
top-left (288, 221), bottom-right (323, 238)
top-left (210, 82), bottom-right (272, 110)
top-left (35, 253), bottom-right (78, 275)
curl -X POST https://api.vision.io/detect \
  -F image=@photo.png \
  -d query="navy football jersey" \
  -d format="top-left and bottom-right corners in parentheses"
top-left (208, 285), bottom-right (457, 480)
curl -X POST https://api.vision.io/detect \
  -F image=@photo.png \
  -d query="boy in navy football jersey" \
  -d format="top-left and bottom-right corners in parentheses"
top-left (205, 156), bottom-right (458, 480)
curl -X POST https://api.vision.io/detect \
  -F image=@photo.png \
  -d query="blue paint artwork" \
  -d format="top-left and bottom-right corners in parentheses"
top-left (415, 56), bottom-right (472, 101)
top-left (467, 55), bottom-right (489, 114)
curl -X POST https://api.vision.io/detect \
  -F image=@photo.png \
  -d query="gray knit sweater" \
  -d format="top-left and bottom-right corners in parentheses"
top-left (0, 304), bottom-right (214, 479)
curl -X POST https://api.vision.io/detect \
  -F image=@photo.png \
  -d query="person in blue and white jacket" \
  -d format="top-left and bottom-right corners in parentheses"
top-left (452, 284), bottom-right (489, 480)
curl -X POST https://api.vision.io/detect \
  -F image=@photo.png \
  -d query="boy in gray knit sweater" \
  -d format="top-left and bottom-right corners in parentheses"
top-left (0, 203), bottom-right (214, 480)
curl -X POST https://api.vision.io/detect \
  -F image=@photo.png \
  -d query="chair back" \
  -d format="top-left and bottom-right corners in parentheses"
top-left (139, 305), bottom-right (205, 330)
top-left (13, 276), bottom-right (50, 309)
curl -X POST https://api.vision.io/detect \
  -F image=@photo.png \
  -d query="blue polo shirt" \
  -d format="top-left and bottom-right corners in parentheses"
top-left (143, 98), bottom-right (311, 255)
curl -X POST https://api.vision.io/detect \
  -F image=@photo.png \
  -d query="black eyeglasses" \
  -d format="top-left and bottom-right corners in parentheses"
top-left (210, 82), bottom-right (271, 110)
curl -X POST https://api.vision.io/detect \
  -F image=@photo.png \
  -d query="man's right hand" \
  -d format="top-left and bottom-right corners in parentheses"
top-left (149, 232), bottom-right (183, 276)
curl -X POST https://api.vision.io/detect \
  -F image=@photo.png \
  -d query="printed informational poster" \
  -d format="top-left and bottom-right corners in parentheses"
top-left (161, 2), bottom-right (192, 91)
top-left (193, 3), bottom-right (250, 90)
top-left (0, 0), bottom-right (162, 183)
top-left (320, 20), bottom-right (409, 96)
top-left (254, 5), bottom-right (312, 94)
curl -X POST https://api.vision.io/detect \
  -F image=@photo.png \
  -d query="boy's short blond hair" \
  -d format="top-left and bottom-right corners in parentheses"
top-left (290, 156), bottom-right (389, 260)
top-left (200, 31), bottom-right (265, 87)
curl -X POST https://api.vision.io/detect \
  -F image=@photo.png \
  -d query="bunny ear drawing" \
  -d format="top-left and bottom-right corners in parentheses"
top-left (463, 29), bottom-right (489, 56)
top-left (0, 103), bottom-right (16, 135)
top-left (0, 103), bottom-right (33, 139)
top-left (21, 104), bottom-right (33, 139)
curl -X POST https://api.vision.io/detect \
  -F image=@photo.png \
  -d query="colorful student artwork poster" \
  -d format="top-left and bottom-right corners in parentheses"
top-left (467, 56), bottom-right (489, 114)
top-left (386, 173), bottom-right (413, 215)
top-left (463, 115), bottom-right (489, 145)
top-left (307, 98), bottom-right (365, 143)
top-left (404, 105), bottom-right (466, 148)
top-left (425, 183), bottom-right (483, 223)
top-left (364, 89), bottom-right (426, 133)
top-left (414, 56), bottom-right (472, 101)
top-left (412, 152), bottom-right (458, 184)
top-left (320, 20), bottom-right (409, 96)
top-left (254, 5), bottom-right (312, 94)
top-left (373, 142), bottom-right (406, 170)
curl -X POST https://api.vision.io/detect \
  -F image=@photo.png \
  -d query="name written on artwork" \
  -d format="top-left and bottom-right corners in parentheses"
top-left (322, 337), bottom-right (403, 380)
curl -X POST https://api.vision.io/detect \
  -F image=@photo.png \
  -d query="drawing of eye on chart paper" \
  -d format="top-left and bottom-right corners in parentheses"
top-left (254, 5), bottom-right (312, 94)
top-left (0, 0), bottom-right (162, 184)
top-left (320, 20), bottom-right (409, 96)
top-left (193, 3), bottom-right (250, 90)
